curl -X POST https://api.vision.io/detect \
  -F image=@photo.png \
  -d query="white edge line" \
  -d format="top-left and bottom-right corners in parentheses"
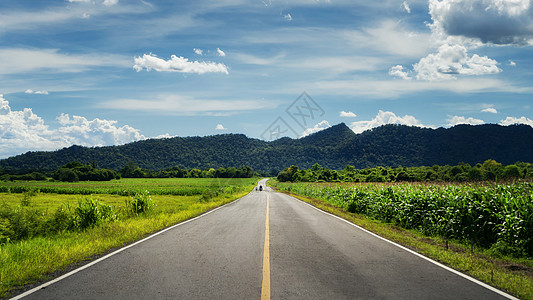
top-left (10, 193), bottom-right (250, 300)
top-left (280, 192), bottom-right (519, 300)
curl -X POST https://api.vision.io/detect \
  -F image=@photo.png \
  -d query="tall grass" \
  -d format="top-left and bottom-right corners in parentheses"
top-left (274, 181), bottom-right (533, 258)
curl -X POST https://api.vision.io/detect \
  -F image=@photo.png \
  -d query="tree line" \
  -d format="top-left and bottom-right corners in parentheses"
top-left (0, 161), bottom-right (255, 182)
top-left (277, 160), bottom-right (533, 183)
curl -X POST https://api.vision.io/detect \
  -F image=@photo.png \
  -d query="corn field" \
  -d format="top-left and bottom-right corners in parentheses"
top-left (274, 181), bottom-right (533, 258)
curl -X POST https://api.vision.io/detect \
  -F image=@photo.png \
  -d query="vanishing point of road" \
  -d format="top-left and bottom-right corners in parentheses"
top-left (13, 179), bottom-right (516, 299)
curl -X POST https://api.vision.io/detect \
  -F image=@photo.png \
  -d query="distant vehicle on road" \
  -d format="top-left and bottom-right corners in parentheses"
top-left (259, 185), bottom-right (263, 191)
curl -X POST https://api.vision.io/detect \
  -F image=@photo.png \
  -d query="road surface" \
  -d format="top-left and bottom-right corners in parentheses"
top-left (14, 179), bottom-right (514, 299)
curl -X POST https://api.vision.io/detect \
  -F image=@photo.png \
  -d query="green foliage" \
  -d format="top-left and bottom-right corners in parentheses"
top-left (0, 172), bottom-right (47, 181)
top-left (274, 181), bottom-right (533, 258)
top-left (53, 161), bottom-right (119, 182)
top-left (73, 197), bottom-right (116, 229)
top-left (277, 160), bottom-right (533, 183)
top-left (126, 191), bottom-right (154, 215)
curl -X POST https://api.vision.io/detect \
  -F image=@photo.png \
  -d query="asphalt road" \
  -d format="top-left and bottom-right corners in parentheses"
top-left (15, 179), bottom-right (514, 299)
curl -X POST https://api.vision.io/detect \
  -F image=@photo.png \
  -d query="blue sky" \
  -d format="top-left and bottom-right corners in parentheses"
top-left (1, 0), bottom-right (533, 158)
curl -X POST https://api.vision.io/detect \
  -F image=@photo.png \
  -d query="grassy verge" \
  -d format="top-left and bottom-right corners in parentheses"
top-left (0, 179), bottom-right (257, 298)
top-left (270, 183), bottom-right (533, 300)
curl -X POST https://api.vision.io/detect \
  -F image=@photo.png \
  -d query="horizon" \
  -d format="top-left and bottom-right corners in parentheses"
top-left (1, 1), bottom-right (533, 158)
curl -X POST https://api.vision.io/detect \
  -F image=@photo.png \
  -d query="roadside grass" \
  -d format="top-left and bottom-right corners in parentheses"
top-left (0, 178), bottom-right (256, 298)
top-left (270, 182), bottom-right (533, 300)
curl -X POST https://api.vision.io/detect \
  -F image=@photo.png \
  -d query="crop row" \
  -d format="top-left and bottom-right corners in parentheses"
top-left (274, 181), bottom-right (533, 258)
top-left (0, 185), bottom-right (206, 196)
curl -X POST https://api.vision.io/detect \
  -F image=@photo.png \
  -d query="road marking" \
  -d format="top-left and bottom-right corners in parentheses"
top-left (280, 193), bottom-right (519, 300)
top-left (261, 193), bottom-right (271, 300)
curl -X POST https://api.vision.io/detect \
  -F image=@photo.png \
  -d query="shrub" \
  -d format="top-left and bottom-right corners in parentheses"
top-left (126, 190), bottom-right (154, 215)
top-left (74, 197), bottom-right (116, 229)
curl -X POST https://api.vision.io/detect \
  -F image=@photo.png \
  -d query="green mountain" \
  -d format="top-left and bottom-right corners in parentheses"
top-left (1, 123), bottom-right (533, 173)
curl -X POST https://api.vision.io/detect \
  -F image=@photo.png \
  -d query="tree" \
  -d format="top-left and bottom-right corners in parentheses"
top-left (502, 165), bottom-right (521, 179)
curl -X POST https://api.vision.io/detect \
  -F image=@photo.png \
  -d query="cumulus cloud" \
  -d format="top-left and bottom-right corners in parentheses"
top-left (340, 111), bottom-right (357, 118)
top-left (193, 48), bottom-right (203, 55)
top-left (154, 133), bottom-right (174, 139)
top-left (301, 120), bottom-right (331, 137)
top-left (389, 65), bottom-right (412, 80)
top-left (350, 110), bottom-right (428, 134)
top-left (500, 116), bottom-right (533, 126)
top-left (429, 0), bottom-right (533, 46)
top-left (216, 48), bottom-right (226, 57)
top-left (133, 53), bottom-right (229, 74)
top-left (509, 60), bottom-right (517, 66)
top-left (481, 107), bottom-right (498, 114)
top-left (215, 124), bottom-right (226, 130)
top-left (446, 116), bottom-right (485, 127)
top-left (413, 43), bottom-right (501, 81)
top-left (25, 89), bottom-right (49, 95)
top-left (391, 0), bottom-right (533, 81)
top-left (0, 94), bottom-right (144, 158)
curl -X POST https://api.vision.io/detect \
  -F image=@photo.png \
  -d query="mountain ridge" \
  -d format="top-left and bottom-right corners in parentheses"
top-left (1, 123), bottom-right (532, 173)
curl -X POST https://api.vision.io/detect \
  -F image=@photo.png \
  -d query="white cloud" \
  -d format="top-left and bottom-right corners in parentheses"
top-left (389, 65), bottom-right (412, 80)
top-left (412, 43), bottom-right (500, 81)
top-left (56, 113), bottom-right (144, 146)
top-left (446, 116), bottom-right (485, 127)
top-left (25, 89), bottom-right (49, 95)
top-left (340, 111), bottom-right (357, 118)
top-left (284, 13), bottom-right (293, 21)
top-left (0, 48), bottom-right (130, 75)
top-left (509, 60), bottom-right (517, 66)
top-left (133, 53), bottom-right (229, 74)
top-left (154, 133), bottom-right (174, 139)
top-left (481, 107), bottom-right (498, 114)
top-left (500, 116), bottom-right (533, 127)
top-left (194, 48), bottom-right (203, 55)
top-left (216, 48), bottom-right (226, 57)
top-left (215, 124), bottom-right (226, 130)
top-left (350, 110), bottom-right (428, 134)
top-left (402, 1), bottom-right (411, 14)
top-left (0, 94), bottom-right (144, 158)
top-left (301, 120), bottom-right (331, 137)
top-left (101, 94), bottom-right (274, 116)
top-left (103, 0), bottom-right (119, 6)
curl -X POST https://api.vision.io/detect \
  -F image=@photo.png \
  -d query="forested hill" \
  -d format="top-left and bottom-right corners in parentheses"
top-left (1, 123), bottom-right (533, 173)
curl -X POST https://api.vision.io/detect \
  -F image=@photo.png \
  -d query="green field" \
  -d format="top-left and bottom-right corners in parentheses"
top-left (271, 180), bottom-right (533, 300)
top-left (0, 177), bottom-right (253, 196)
top-left (0, 178), bottom-right (257, 298)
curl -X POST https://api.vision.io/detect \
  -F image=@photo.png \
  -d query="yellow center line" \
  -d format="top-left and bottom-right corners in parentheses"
top-left (261, 193), bottom-right (271, 300)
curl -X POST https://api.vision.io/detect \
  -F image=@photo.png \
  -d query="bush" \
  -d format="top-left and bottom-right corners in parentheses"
top-left (126, 191), bottom-right (154, 215)
top-left (74, 197), bottom-right (116, 229)
top-left (49, 205), bottom-right (75, 232)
